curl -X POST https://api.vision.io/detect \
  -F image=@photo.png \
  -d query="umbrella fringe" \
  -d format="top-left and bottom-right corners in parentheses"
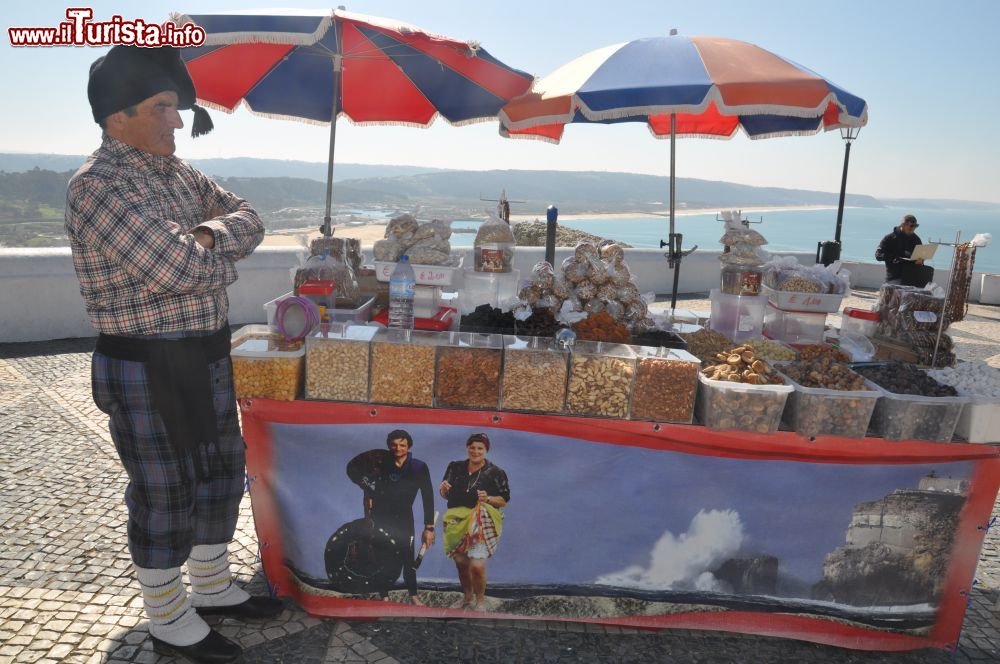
top-left (497, 128), bottom-right (561, 145)
top-left (197, 97), bottom-right (505, 129)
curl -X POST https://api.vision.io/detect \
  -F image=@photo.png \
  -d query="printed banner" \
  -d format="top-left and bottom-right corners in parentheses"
top-left (239, 400), bottom-right (1000, 651)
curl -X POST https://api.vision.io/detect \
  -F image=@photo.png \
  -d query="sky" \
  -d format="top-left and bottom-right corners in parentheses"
top-left (3, 1), bottom-right (1000, 203)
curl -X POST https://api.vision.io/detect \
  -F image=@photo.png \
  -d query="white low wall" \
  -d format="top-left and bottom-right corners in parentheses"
top-left (0, 246), bottom-right (990, 343)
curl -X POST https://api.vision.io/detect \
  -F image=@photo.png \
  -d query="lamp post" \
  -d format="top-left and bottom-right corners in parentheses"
top-left (817, 126), bottom-right (860, 265)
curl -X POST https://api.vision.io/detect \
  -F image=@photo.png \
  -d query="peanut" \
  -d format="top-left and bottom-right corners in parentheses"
top-left (306, 339), bottom-right (370, 401)
top-left (630, 358), bottom-right (698, 422)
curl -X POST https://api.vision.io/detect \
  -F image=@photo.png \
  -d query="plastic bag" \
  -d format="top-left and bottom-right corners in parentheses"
top-left (292, 250), bottom-right (359, 300)
top-left (473, 212), bottom-right (516, 272)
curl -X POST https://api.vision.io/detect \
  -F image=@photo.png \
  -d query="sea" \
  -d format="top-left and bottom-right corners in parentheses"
top-left (439, 207), bottom-right (1000, 274)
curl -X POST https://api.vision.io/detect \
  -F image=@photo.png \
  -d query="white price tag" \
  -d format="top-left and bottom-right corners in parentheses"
top-left (913, 311), bottom-right (937, 324)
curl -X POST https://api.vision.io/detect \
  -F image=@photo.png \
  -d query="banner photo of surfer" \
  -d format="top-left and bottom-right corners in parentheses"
top-left (240, 401), bottom-right (1000, 651)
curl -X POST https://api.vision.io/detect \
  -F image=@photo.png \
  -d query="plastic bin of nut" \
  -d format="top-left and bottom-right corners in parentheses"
top-left (230, 324), bottom-right (281, 349)
top-left (696, 372), bottom-right (792, 434)
top-left (853, 362), bottom-right (969, 442)
top-left (775, 367), bottom-right (878, 439)
top-left (500, 335), bottom-right (569, 414)
top-left (305, 323), bottom-right (377, 402)
top-left (434, 332), bottom-right (503, 410)
top-left (630, 347), bottom-right (700, 423)
top-left (565, 341), bottom-right (635, 419)
top-left (369, 328), bottom-right (440, 407)
top-left (231, 338), bottom-right (304, 401)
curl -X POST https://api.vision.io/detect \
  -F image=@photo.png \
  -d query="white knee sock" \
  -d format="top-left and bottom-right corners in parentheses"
top-left (187, 543), bottom-right (250, 608)
top-left (135, 566), bottom-right (209, 647)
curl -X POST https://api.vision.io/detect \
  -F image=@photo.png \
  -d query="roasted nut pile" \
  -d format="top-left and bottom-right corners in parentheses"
top-left (572, 312), bottom-right (632, 343)
top-left (742, 337), bottom-right (797, 361)
top-left (233, 356), bottom-right (302, 401)
top-left (782, 357), bottom-right (865, 391)
top-left (306, 340), bottom-right (370, 401)
top-left (778, 275), bottom-right (823, 293)
top-left (781, 358), bottom-right (873, 438)
top-left (855, 362), bottom-right (961, 441)
top-left (566, 355), bottom-right (634, 418)
top-left (679, 327), bottom-right (735, 364)
top-left (699, 377), bottom-right (788, 433)
top-left (435, 347), bottom-right (501, 409)
top-left (630, 357), bottom-right (698, 421)
top-left (700, 345), bottom-right (784, 385)
top-left (502, 349), bottom-right (568, 412)
top-left (797, 344), bottom-right (851, 364)
top-left (369, 342), bottom-right (436, 406)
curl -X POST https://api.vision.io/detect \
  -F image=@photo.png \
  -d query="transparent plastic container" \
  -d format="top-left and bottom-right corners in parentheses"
top-left (763, 303), bottom-right (827, 345)
top-left (863, 378), bottom-right (970, 442)
top-left (565, 341), bottom-right (635, 419)
top-left (696, 372), bottom-right (793, 433)
top-left (501, 335), bottom-right (569, 414)
top-left (231, 338), bottom-right (305, 401)
top-left (629, 347), bottom-right (700, 423)
top-left (305, 323), bottom-right (377, 402)
top-left (720, 264), bottom-right (763, 296)
top-left (777, 369), bottom-right (879, 439)
top-left (460, 269), bottom-right (522, 313)
top-left (841, 307), bottom-right (880, 338)
top-left (434, 331), bottom-right (504, 410)
top-left (709, 289), bottom-right (766, 341)
top-left (369, 328), bottom-right (440, 407)
top-left (231, 324), bottom-right (281, 349)
top-left (266, 292), bottom-right (375, 326)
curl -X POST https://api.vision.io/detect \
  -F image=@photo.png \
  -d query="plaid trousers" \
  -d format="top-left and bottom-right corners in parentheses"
top-left (92, 352), bottom-right (246, 569)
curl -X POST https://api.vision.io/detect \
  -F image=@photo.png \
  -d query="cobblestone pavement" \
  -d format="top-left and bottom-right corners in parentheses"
top-left (2, 295), bottom-right (999, 663)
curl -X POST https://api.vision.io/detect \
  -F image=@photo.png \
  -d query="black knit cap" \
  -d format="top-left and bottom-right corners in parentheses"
top-left (87, 45), bottom-right (212, 137)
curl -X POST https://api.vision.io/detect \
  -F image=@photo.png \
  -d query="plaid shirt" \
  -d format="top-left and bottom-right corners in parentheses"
top-left (65, 135), bottom-right (264, 335)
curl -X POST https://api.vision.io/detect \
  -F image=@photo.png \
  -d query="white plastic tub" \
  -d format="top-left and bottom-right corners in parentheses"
top-left (954, 397), bottom-right (1000, 443)
top-left (762, 285), bottom-right (845, 313)
top-left (265, 292), bottom-right (375, 326)
top-left (374, 256), bottom-right (464, 286)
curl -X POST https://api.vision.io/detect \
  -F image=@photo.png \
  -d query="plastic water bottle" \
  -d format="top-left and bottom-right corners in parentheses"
top-left (388, 255), bottom-right (416, 329)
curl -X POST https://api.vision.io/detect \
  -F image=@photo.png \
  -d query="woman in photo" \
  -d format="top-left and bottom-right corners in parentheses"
top-left (439, 432), bottom-right (510, 611)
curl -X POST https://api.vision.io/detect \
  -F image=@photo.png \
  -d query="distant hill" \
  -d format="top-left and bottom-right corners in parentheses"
top-left (0, 153), bottom-right (448, 183)
top-left (3, 153), bottom-right (998, 234)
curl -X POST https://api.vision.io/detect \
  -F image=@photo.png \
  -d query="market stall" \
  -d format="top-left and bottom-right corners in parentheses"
top-left (230, 220), bottom-right (1000, 652)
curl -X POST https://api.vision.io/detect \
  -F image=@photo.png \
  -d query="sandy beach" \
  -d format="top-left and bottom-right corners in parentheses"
top-left (261, 205), bottom-right (839, 248)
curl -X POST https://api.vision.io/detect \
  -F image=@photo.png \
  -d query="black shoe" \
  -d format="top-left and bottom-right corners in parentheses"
top-left (151, 629), bottom-right (242, 663)
top-left (196, 596), bottom-right (284, 621)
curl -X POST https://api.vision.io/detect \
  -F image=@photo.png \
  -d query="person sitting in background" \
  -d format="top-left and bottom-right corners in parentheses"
top-left (876, 214), bottom-right (932, 286)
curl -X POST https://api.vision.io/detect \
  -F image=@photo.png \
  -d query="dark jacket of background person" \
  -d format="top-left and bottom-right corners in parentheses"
top-left (876, 226), bottom-right (922, 281)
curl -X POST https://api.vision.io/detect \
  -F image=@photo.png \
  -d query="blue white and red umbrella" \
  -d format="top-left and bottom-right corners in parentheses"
top-left (500, 34), bottom-right (867, 142)
top-left (172, 8), bottom-right (534, 234)
top-left (498, 33), bottom-right (868, 306)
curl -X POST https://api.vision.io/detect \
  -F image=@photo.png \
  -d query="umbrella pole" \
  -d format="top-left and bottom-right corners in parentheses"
top-left (668, 113), bottom-right (682, 309)
top-left (321, 55), bottom-right (343, 238)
